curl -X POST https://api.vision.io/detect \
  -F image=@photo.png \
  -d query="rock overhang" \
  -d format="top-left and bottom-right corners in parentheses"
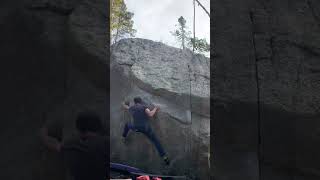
top-left (111, 38), bottom-right (210, 117)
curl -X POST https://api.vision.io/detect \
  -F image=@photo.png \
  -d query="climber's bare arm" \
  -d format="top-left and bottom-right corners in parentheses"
top-left (40, 126), bottom-right (62, 153)
top-left (145, 107), bottom-right (159, 118)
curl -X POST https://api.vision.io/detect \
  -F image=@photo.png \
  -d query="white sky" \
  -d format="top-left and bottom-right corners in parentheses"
top-left (125, 0), bottom-right (210, 51)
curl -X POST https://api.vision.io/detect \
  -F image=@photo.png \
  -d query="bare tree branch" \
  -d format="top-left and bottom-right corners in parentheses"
top-left (195, 0), bottom-right (210, 17)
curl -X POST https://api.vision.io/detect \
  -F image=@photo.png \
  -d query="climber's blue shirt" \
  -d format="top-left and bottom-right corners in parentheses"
top-left (129, 103), bottom-right (150, 128)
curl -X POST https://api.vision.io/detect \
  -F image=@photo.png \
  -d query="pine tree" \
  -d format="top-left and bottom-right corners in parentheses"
top-left (171, 16), bottom-right (209, 54)
top-left (110, 0), bottom-right (136, 43)
top-left (171, 16), bottom-right (191, 49)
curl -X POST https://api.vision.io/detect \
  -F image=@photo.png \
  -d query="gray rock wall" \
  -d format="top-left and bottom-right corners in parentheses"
top-left (213, 0), bottom-right (320, 179)
top-left (110, 38), bottom-right (210, 179)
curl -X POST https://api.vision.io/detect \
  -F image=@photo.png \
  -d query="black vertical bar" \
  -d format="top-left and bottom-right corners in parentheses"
top-left (249, 11), bottom-right (262, 180)
top-left (106, 0), bottom-right (111, 178)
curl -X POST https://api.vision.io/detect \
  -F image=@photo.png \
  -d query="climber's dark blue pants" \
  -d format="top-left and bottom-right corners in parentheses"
top-left (122, 122), bottom-right (166, 157)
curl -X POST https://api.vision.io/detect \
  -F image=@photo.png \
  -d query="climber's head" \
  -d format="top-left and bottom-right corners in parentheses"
top-left (76, 111), bottom-right (102, 135)
top-left (133, 96), bottom-right (142, 104)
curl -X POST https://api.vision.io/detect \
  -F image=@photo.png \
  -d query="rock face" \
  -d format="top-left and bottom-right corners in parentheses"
top-left (213, 0), bottom-right (320, 179)
top-left (110, 38), bottom-right (210, 179)
top-left (0, 0), bottom-right (107, 179)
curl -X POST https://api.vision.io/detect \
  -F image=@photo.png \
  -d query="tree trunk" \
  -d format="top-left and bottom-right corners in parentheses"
top-left (182, 27), bottom-right (185, 49)
top-left (114, 13), bottom-right (122, 44)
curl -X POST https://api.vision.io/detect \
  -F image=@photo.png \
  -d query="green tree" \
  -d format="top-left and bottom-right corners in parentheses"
top-left (171, 16), bottom-right (210, 54)
top-left (171, 16), bottom-right (191, 49)
top-left (110, 0), bottom-right (136, 43)
top-left (187, 37), bottom-right (210, 53)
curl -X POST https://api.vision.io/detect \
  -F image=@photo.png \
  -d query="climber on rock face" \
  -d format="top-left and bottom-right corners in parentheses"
top-left (122, 96), bottom-right (170, 165)
top-left (40, 111), bottom-right (107, 180)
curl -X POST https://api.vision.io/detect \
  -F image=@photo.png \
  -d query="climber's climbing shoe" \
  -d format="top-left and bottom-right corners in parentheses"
top-left (163, 156), bottom-right (170, 165)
